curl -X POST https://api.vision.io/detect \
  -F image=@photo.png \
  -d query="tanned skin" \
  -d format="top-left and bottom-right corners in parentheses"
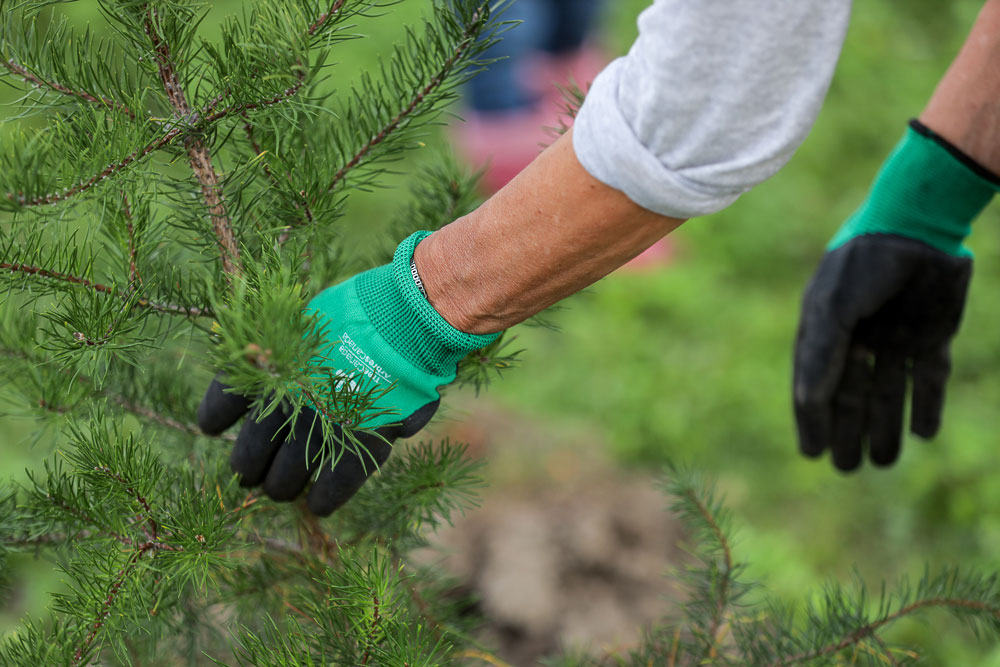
top-left (417, 0), bottom-right (1000, 335)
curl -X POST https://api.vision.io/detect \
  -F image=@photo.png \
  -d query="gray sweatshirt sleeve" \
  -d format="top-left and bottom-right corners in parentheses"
top-left (573, 0), bottom-right (852, 219)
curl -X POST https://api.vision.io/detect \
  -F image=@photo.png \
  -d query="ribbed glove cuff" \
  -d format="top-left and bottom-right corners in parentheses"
top-left (828, 120), bottom-right (1000, 257)
top-left (356, 232), bottom-right (500, 378)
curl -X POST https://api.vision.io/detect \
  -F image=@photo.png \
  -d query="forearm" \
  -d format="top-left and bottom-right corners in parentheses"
top-left (415, 0), bottom-right (852, 335)
top-left (920, 0), bottom-right (1000, 175)
top-left (414, 129), bottom-right (683, 334)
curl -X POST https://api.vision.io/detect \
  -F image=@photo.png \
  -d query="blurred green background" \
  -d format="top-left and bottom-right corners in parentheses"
top-left (3, 0), bottom-right (1000, 663)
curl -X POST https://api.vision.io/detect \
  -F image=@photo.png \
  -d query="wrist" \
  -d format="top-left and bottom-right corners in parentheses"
top-left (354, 232), bottom-right (499, 377)
top-left (828, 121), bottom-right (1000, 257)
top-left (412, 227), bottom-right (507, 335)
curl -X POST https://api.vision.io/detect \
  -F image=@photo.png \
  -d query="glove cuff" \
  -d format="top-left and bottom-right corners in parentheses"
top-left (355, 231), bottom-right (500, 378)
top-left (828, 120), bottom-right (1000, 257)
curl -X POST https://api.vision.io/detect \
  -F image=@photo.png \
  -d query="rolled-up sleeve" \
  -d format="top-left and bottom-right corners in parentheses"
top-left (573, 0), bottom-right (852, 219)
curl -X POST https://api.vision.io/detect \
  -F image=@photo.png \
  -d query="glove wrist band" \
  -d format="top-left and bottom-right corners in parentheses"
top-left (910, 119), bottom-right (1000, 187)
top-left (828, 120), bottom-right (1000, 257)
top-left (355, 231), bottom-right (500, 378)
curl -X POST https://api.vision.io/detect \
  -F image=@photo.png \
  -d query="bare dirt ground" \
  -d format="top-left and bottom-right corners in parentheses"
top-left (413, 395), bottom-right (687, 666)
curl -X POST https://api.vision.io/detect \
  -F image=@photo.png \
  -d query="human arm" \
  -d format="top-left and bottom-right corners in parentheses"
top-left (419, 0), bottom-right (852, 333)
top-left (793, 0), bottom-right (1000, 470)
top-left (414, 129), bottom-right (684, 334)
top-left (920, 0), bottom-right (1000, 176)
top-left (199, 0), bottom-right (853, 512)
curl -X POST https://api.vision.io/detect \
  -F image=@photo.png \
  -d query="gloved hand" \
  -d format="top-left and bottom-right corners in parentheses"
top-left (197, 232), bottom-right (499, 515)
top-left (793, 120), bottom-right (999, 471)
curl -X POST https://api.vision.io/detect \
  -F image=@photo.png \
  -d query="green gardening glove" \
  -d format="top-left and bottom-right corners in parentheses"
top-left (197, 232), bottom-right (499, 515)
top-left (793, 120), bottom-right (1000, 470)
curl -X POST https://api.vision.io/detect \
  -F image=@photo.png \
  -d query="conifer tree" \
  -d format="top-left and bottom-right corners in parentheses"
top-left (2, 2), bottom-right (1000, 665)
top-left (0, 0), bottom-right (508, 662)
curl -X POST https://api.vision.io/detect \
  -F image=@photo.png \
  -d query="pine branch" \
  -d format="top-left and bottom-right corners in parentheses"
top-left (680, 485), bottom-right (734, 650)
top-left (72, 541), bottom-right (152, 666)
top-left (202, 80), bottom-right (306, 126)
top-left (143, 6), bottom-right (243, 277)
top-left (325, 3), bottom-right (488, 193)
top-left (1, 58), bottom-right (136, 119)
top-left (775, 597), bottom-right (1000, 666)
top-left (6, 125), bottom-right (184, 208)
top-left (1, 262), bottom-right (212, 318)
top-left (93, 466), bottom-right (158, 541)
top-left (358, 593), bottom-right (381, 666)
top-left (241, 114), bottom-right (314, 234)
top-left (233, 1), bottom-right (352, 234)
top-left (0, 344), bottom-right (230, 443)
top-left (46, 496), bottom-right (134, 548)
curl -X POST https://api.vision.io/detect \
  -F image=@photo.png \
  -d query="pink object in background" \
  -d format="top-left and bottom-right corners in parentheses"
top-left (620, 238), bottom-right (675, 273)
top-left (453, 45), bottom-right (607, 192)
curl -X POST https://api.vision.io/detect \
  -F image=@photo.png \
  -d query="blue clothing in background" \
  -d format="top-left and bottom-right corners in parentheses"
top-left (467, 0), bottom-right (604, 112)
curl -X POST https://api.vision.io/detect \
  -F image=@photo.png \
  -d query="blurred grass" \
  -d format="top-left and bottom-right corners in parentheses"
top-left (3, 0), bottom-right (1000, 663)
top-left (482, 0), bottom-right (1000, 663)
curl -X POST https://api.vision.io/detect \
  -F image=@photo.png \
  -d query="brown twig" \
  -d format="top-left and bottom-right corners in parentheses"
top-left (298, 502), bottom-right (338, 560)
top-left (358, 593), bottom-right (381, 666)
top-left (93, 466), bottom-right (158, 541)
top-left (326, 5), bottom-right (486, 193)
top-left (72, 541), bottom-right (153, 665)
top-left (202, 80), bottom-right (305, 126)
top-left (7, 126), bottom-right (184, 208)
top-left (2, 59), bottom-right (136, 119)
top-left (144, 7), bottom-right (243, 277)
top-left (680, 487), bottom-right (734, 654)
top-left (2, 530), bottom-right (93, 547)
top-left (1, 262), bottom-right (212, 318)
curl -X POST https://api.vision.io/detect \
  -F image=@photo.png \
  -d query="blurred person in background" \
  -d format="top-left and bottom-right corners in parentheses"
top-left (201, 0), bottom-right (1000, 514)
top-left (452, 0), bottom-right (673, 268)
top-left (454, 0), bottom-right (606, 192)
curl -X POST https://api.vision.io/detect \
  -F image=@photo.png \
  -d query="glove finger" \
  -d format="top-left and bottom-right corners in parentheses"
top-left (794, 322), bottom-right (846, 458)
top-left (307, 430), bottom-right (393, 516)
top-left (830, 345), bottom-right (871, 472)
top-left (197, 375), bottom-right (251, 435)
top-left (868, 353), bottom-right (906, 467)
top-left (910, 346), bottom-right (951, 439)
top-left (388, 399), bottom-right (440, 438)
top-left (795, 399), bottom-right (833, 459)
top-left (231, 400), bottom-right (291, 487)
top-left (793, 285), bottom-right (851, 458)
top-left (307, 400), bottom-right (438, 517)
top-left (262, 406), bottom-right (327, 502)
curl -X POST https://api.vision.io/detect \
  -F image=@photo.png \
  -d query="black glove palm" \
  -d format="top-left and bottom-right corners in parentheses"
top-left (792, 120), bottom-right (998, 470)
top-left (793, 235), bottom-right (971, 470)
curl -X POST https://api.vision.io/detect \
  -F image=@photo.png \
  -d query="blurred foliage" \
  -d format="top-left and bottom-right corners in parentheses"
top-left (484, 0), bottom-right (1000, 663)
top-left (2, 0), bottom-right (1000, 664)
